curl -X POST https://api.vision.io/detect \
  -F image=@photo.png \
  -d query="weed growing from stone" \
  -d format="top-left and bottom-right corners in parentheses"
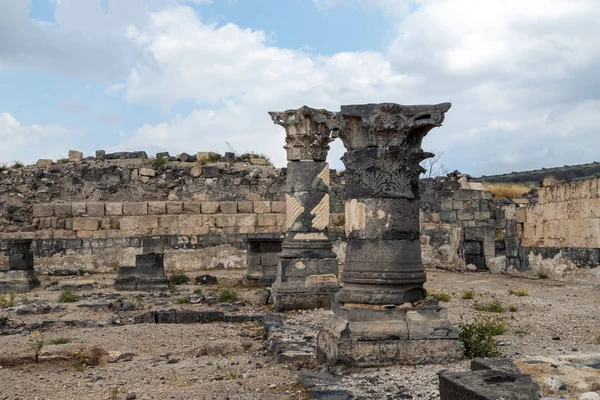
top-left (218, 289), bottom-right (238, 302)
top-left (151, 157), bottom-right (168, 169)
top-left (0, 291), bottom-right (16, 307)
top-left (174, 296), bottom-right (189, 304)
top-left (57, 158), bottom-right (69, 164)
top-left (12, 161), bottom-right (24, 168)
top-left (47, 337), bottom-right (70, 345)
top-left (193, 288), bottom-right (203, 295)
top-left (461, 289), bottom-right (475, 299)
top-left (72, 346), bottom-right (108, 371)
top-left (509, 288), bottom-right (529, 297)
top-left (459, 316), bottom-right (506, 358)
top-left (508, 303), bottom-right (518, 312)
top-left (29, 331), bottom-right (45, 362)
top-left (0, 162), bottom-right (7, 171)
top-left (199, 152), bottom-right (223, 165)
top-left (472, 300), bottom-right (505, 313)
top-left (428, 290), bottom-right (452, 302)
top-left (168, 273), bottom-right (190, 285)
top-left (58, 289), bottom-right (80, 303)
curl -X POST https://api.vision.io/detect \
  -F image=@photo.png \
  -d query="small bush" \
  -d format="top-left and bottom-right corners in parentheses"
top-left (168, 273), bottom-right (190, 286)
top-left (29, 331), bottom-right (45, 362)
top-left (472, 300), bottom-right (505, 313)
top-left (428, 290), bottom-right (452, 302)
top-left (174, 296), bottom-right (189, 304)
top-left (12, 161), bottom-right (24, 169)
top-left (193, 288), bottom-right (203, 295)
top-left (47, 337), bottom-right (71, 345)
top-left (199, 152), bottom-right (223, 165)
top-left (72, 346), bottom-right (108, 371)
top-left (0, 291), bottom-right (16, 307)
top-left (459, 316), bottom-right (506, 358)
top-left (461, 290), bottom-right (475, 299)
top-left (508, 303), bottom-right (518, 312)
top-left (0, 162), bottom-right (7, 171)
top-left (57, 158), bottom-right (69, 164)
top-left (509, 288), bottom-right (529, 297)
top-left (58, 289), bottom-right (80, 303)
top-left (218, 289), bottom-right (238, 302)
top-left (152, 157), bottom-right (168, 169)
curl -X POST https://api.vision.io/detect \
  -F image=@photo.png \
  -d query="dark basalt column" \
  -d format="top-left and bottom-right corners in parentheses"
top-left (317, 102), bottom-right (463, 367)
top-left (242, 234), bottom-right (284, 287)
top-left (115, 238), bottom-right (169, 291)
top-left (269, 106), bottom-right (340, 311)
top-left (0, 239), bottom-right (40, 293)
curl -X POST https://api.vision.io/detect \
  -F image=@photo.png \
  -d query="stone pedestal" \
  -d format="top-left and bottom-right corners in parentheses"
top-left (317, 102), bottom-right (462, 366)
top-left (115, 238), bottom-right (168, 291)
top-left (0, 240), bottom-right (40, 293)
top-left (243, 234), bottom-right (284, 287)
top-left (269, 106), bottom-right (340, 311)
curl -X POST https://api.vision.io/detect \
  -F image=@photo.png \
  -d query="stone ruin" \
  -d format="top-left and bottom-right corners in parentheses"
top-left (0, 239), bottom-right (39, 293)
top-left (2, 103), bottom-right (600, 399)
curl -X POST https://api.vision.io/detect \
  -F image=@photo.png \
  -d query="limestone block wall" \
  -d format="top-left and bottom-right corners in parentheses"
top-left (514, 177), bottom-right (600, 268)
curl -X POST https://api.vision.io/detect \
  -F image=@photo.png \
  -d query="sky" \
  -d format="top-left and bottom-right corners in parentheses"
top-left (1, 0), bottom-right (599, 176)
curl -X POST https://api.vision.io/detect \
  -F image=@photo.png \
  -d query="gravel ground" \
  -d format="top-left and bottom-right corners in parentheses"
top-left (0, 269), bottom-right (598, 399)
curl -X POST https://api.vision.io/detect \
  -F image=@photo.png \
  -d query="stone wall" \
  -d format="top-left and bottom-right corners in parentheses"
top-left (0, 156), bottom-right (345, 274)
top-left (420, 178), bottom-right (498, 269)
top-left (513, 177), bottom-right (600, 269)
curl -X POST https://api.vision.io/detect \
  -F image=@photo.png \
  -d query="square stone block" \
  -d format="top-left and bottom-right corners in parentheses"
top-left (220, 202), bottom-right (238, 214)
top-left (254, 201), bottom-right (271, 214)
top-left (138, 216), bottom-right (159, 230)
top-left (33, 204), bottom-right (54, 217)
top-left (54, 203), bottom-right (73, 218)
top-left (183, 202), bottom-right (201, 214)
top-left (237, 201), bottom-right (253, 213)
top-left (105, 202), bottom-right (123, 216)
top-left (166, 201), bottom-right (183, 214)
top-left (123, 202), bottom-right (148, 216)
top-left (235, 214), bottom-right (257, 227)
top-left (119, 217), bottom-right (139, 230)
top-left (271, 201), bottom-right (286, 213)
top-left (148, 202), bottom-right (167, 215)
top-left (86, 202), bottom-right (105, 217)
top-left (202, 202), bottom-right (219, 214)
top-left (73, 217), bottom-right (100, 231)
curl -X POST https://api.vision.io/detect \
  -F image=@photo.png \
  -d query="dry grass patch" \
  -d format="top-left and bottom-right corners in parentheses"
top-left (482, 182), bottom-right (536, 199)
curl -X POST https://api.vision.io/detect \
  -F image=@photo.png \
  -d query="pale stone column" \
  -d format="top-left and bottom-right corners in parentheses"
top-left (317, 102), bottom-right (464, 367)
top-left (268, 106), bottom-right (340, 311)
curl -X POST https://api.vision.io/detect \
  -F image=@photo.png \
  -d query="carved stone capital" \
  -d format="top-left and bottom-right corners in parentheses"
top-left (338, 103), bottom-right (451, 150)
top-left (342, 146), bottom-right (433, 198)
top-left (269, 106), bottom-right (338, 161)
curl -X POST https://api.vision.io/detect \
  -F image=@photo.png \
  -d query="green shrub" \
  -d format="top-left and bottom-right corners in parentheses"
top-left (47, 337), bottom-right (70, 345)
top-left (0, 291), bottom-right (16, 307)
top-left (459, 316), bottom-right (506, 358)
top-left (509, 288), bottom-right (529, 297)
top-left (199, 152), bottom-right (223, 165)
top-left (168, 273), bottom-right (190, 285)
top-left (218, 289), bottom-right (238, 302)
top-left (57, 158), bottom-right (69, 164)
top-left (472, 300), bottom-right (505, 313)
top-left (29, 331), bottom-right (45, 362)
top-left (508, 303), bottom-right (518, 312)
top-left (152, 157), bottom-right (168, 168)
top-left (58, 289), bottom-right (80, 303)
top-left (13, 161), bottom-right (24, 169)
top-left (193, 288), bottom-right (203, 295)
top-left (461, 289), bottom-right (475, 299)
top-left (428, 290), bottom-right (452, 302)
top-left (174, 296), bottom-right (189, 304)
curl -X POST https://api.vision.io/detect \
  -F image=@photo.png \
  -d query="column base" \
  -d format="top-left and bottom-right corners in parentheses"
top-left (272, 283), bottom-right (338, 312)
top-left (114, 262), bottom-right (169, 292)
top-left (0, 270), bottom-right (40, 293)
top-left (316, 301), bottom-right (463, 367)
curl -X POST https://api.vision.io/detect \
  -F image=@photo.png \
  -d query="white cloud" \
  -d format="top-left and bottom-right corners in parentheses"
top-left (313, 0), bottom-right (411, 15)
top-left (104, 83), bottom-right (125, 95)
top-left (0, 113), bottom-right (73, 163)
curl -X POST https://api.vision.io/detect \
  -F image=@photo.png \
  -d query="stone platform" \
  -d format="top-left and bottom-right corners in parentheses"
top-left (242, 234), bottom-right (283, 287)
top-left (114, 253), bottom-right (168, 291)
top-left (316, 301), bottom-right (463, 367)
top-left (0, 240), bottom-right (40, 293)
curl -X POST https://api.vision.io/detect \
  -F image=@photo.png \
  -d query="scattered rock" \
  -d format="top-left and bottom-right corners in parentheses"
top-left (543, 377), bottom-right (568, 392)
top-left (125, 393), bottom-right (137, 400)
top-left (195, 275), bottom-right (218, 285)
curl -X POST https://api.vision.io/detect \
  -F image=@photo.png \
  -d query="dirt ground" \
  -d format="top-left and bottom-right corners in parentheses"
top-left (0, 269), bottom-right (599, 400)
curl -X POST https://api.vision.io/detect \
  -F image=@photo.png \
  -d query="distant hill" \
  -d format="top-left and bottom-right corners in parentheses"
top-left (475, 162), bottom-right (600, 184)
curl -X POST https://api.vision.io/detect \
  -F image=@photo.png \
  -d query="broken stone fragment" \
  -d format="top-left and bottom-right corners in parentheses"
top-left (68, 150), bottom-right (83, 162)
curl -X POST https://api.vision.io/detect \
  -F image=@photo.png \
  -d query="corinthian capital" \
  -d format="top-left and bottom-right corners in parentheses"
top-left (269, 106), bottom-right (338, 161)
top-left (338, 103), bottom-right (451, 150)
